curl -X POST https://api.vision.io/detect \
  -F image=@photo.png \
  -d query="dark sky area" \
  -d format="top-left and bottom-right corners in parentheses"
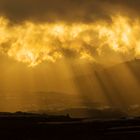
top-left (0, 0), bottom-right (139, 23)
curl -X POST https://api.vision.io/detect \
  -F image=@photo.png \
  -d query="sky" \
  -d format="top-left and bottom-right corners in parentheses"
top-left (0, 0), bottom-right (140, 113)
top-left (0, 0), bottom-right (139, 22)
top-left (0, 0), bottom-right (140, 66)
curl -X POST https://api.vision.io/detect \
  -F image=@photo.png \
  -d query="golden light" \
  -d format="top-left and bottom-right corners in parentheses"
top-left (0, 15), bottom-right (140, 67)
top-left (50, 24), bottom-right (66, 38)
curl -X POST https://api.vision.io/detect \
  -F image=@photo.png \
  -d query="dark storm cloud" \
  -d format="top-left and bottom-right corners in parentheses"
top-left (104, 0), bottom-right (140, 17)
top-left (0, 0), bottom-right (138, 23)
top-left (105, 0), bottom-right (140, 9)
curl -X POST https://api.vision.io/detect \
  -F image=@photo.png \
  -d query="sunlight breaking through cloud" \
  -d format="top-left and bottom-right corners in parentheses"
top-left (0, 15), bottom-right (140, 66)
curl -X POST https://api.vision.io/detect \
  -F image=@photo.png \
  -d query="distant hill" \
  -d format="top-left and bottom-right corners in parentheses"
top-left (29, 91), bottom-right (100, 112)
top-left (46, 107), bottom-right (126, 118)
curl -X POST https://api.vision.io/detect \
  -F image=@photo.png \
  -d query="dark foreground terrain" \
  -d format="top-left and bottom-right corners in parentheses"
top-left (0, 113), bottom-right (140, 140)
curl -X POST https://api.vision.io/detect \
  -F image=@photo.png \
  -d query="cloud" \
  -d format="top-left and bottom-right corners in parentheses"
top-left (0, 0), bottom-right (135, 23)
top-left (0, 1), bottom-right (139, 66)
top-left (0, 15), bottom-right (139, 67)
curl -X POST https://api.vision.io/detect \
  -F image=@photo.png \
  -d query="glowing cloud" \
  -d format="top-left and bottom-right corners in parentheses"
top-left (0, 15), bottom-right (140, 66)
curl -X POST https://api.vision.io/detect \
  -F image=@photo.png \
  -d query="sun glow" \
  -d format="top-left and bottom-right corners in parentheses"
top-left (0, 15), bottom-right (140, 66)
